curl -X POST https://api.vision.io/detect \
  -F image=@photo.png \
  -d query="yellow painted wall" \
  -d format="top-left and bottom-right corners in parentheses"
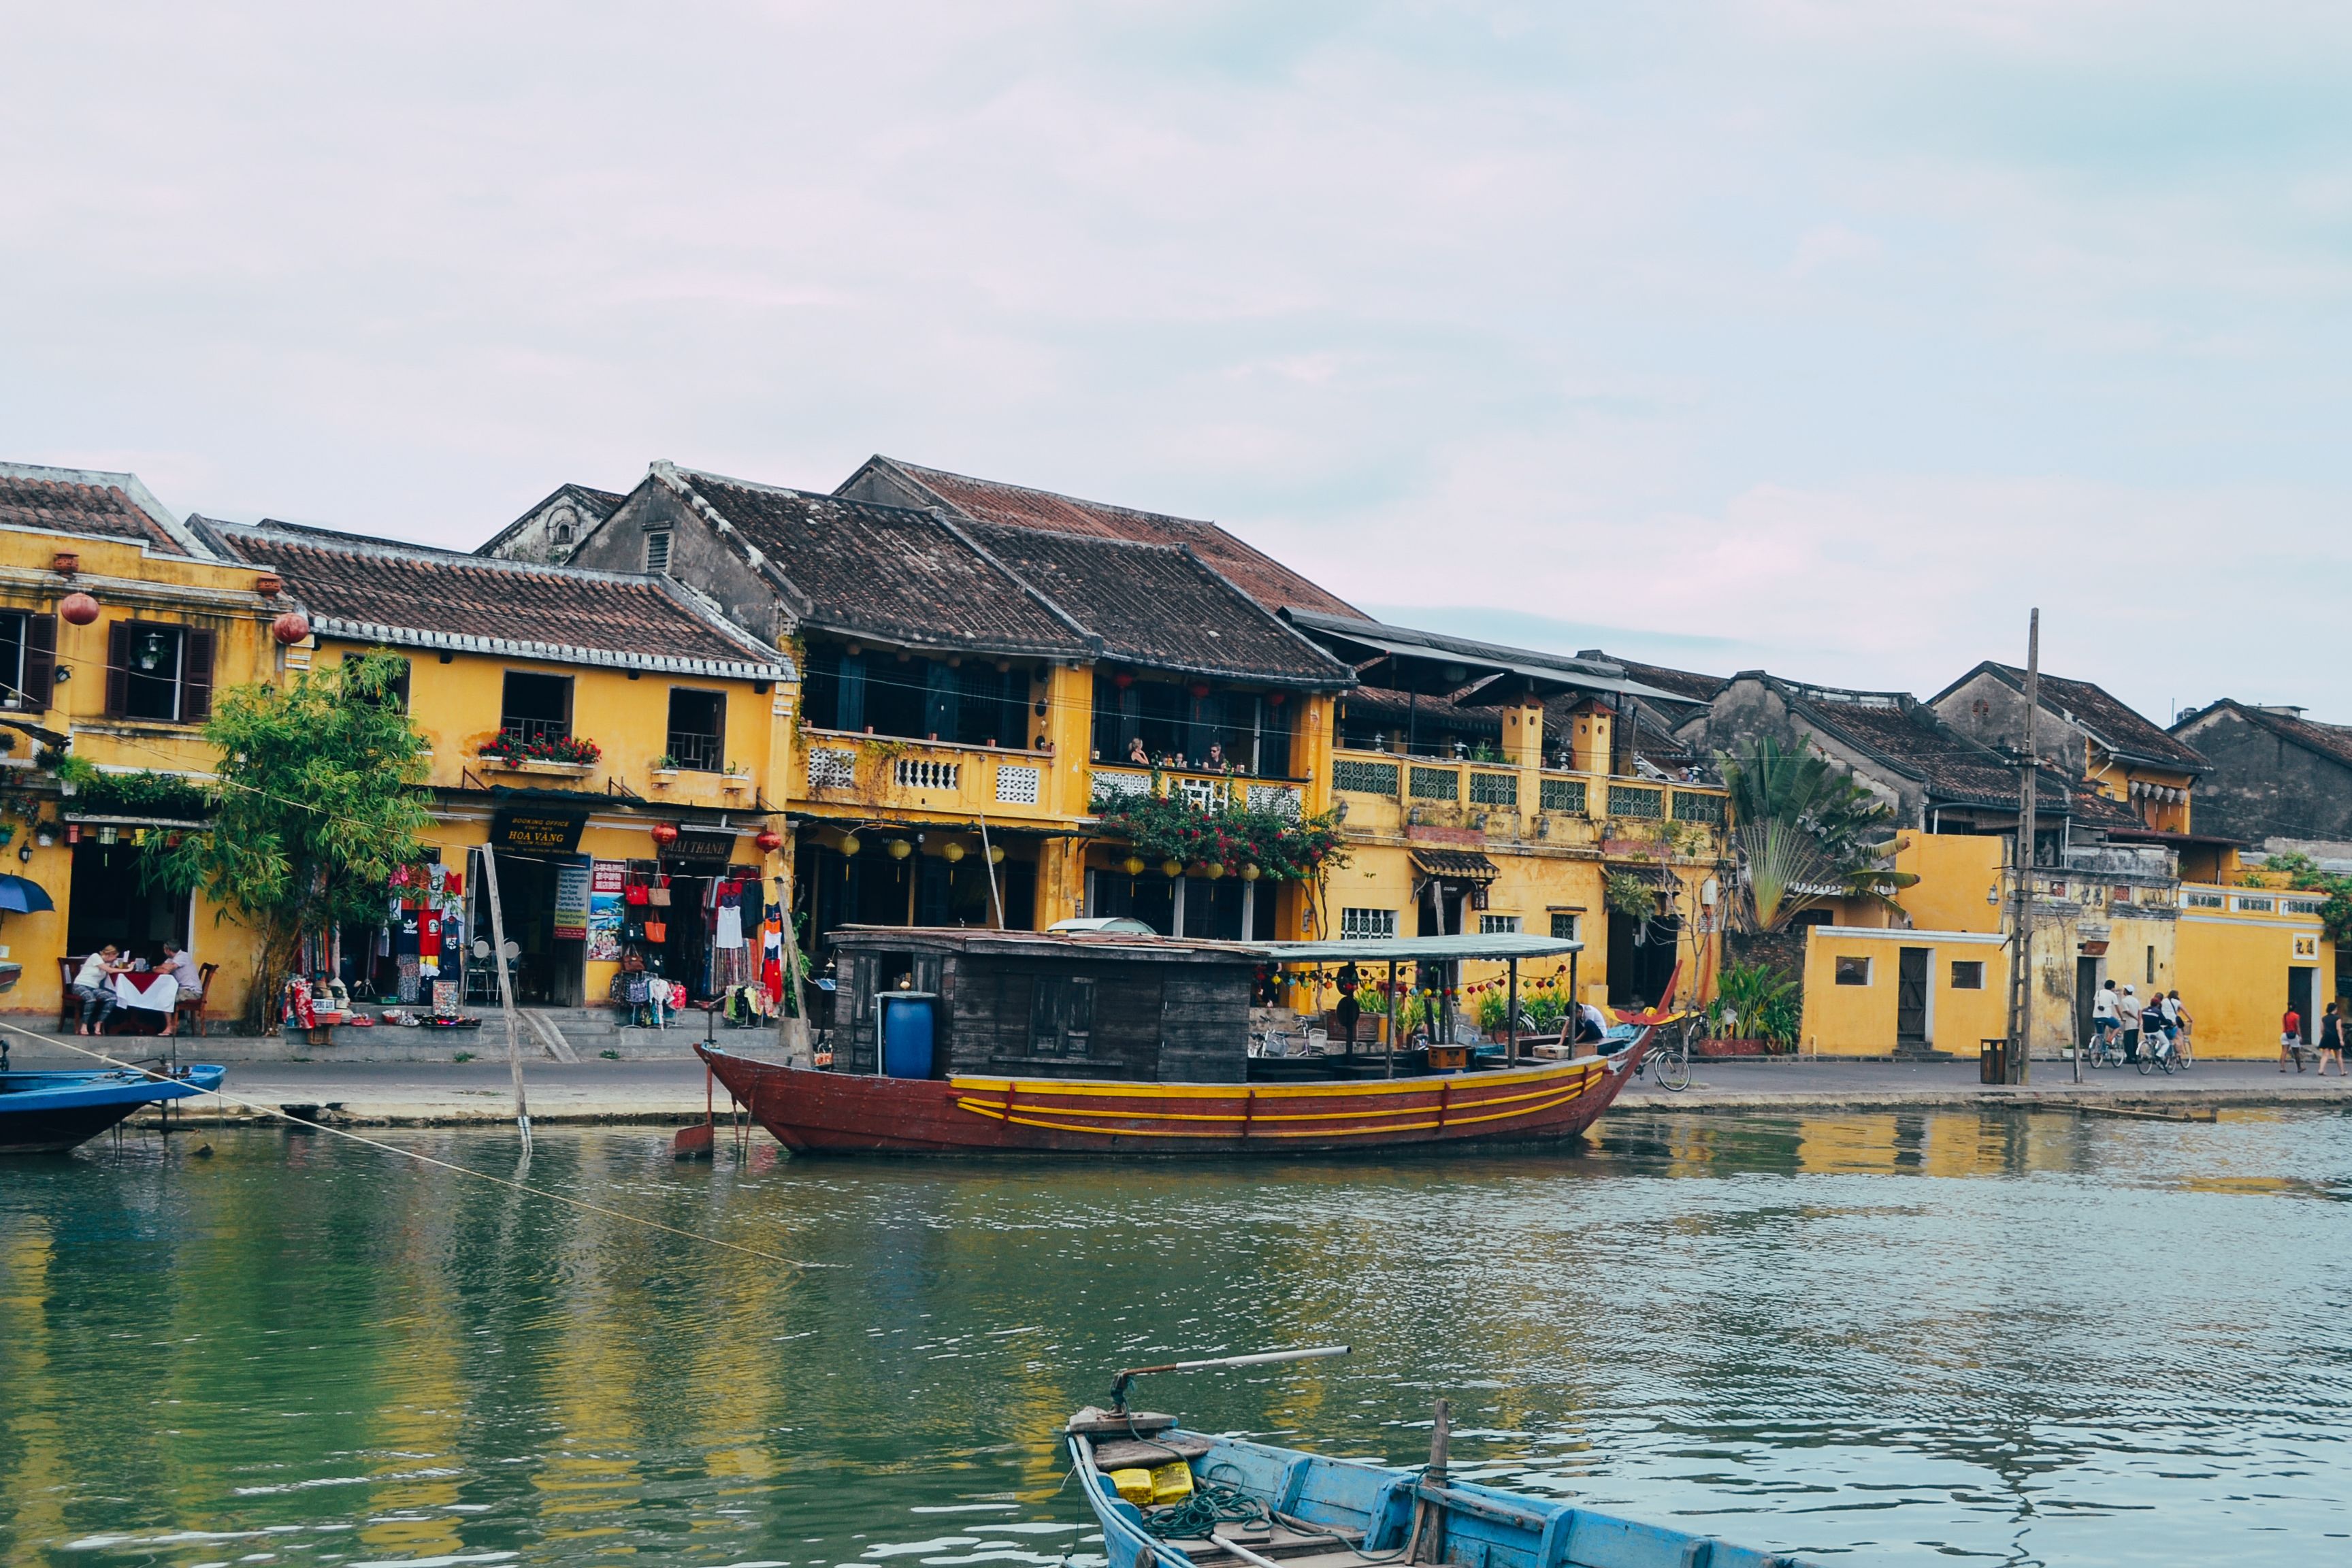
top-left (2173, 887), bottom-right (2336, 1057)
top-left (1891, 833), bottom-right (2007, 935)
top-left (1798, 928), bottom-right (2010, 1057)
top-left (0, 527), bottom-right (287, 1024)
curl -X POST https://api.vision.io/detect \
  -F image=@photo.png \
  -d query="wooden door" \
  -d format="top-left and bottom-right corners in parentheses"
top-left (1897, 947), bottom-right (1929, 1046)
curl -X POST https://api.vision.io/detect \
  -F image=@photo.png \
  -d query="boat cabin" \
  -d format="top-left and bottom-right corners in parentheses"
top-left (828, 926), bottom-right (1262, 1084)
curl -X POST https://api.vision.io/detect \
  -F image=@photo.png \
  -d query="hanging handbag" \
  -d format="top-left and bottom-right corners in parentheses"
top-left (643, 920), bottom-right (668, 944)
top-left (624, 883), bottom-right (650, 906)
top-left (647, 885), bottom-right (672, 907)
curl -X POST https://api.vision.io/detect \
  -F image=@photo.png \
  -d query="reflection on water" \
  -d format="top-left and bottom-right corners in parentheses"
top-left (3, 1107), bottom-right (2351, 1567)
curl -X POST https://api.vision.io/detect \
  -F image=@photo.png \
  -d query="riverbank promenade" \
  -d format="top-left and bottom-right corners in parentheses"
top-left (10, 1034), bottom-right (2350, 1127)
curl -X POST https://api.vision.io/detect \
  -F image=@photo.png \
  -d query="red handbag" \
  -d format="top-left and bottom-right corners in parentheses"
top-left (624, 884), bottom-right (650, 906)
top-left (643, 920), bottom-right (668, 944)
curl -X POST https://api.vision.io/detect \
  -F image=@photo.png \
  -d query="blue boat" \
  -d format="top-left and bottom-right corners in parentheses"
top-left (0, 1064), bottom-right (226, 1154)
top-left (1069, 1351), bottom-right (1810, 1568)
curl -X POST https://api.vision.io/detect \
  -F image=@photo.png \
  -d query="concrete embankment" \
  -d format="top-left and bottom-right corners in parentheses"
top-left (15, 1034), bottom-right (2349, 1129)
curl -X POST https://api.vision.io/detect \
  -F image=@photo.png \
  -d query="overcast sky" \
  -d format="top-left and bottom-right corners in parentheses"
top-left (5, 3), bottom-right (2347, 720)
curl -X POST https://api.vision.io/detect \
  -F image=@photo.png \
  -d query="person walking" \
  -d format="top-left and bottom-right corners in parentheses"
top-left (2281, 1000), bottom-right (2306, 1072)
top-left (2117, 983), bottom-right (2144, 1063)
top-left (2318, 1002), bottom-right (2346, 1077)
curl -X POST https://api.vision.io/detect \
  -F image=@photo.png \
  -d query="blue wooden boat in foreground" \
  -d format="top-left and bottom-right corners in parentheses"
top-left (1069, 1351), bottom-right (1809, 1568)
top-left (0, 1064), bottom-right (225, 1154)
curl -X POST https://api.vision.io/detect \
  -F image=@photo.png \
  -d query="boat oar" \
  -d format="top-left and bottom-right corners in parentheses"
top-left (1109, 1344), bottom-right (1350, 1412)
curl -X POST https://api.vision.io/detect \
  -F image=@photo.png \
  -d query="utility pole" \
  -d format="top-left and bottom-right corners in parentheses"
top-left (2006, 610), bottom-right (2040, 1086)
top-left (478, 843), bottom-right (532, 1146)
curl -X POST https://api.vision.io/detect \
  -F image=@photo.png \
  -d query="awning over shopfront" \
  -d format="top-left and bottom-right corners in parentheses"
top-left (1410, 846), bottom-right (1499, 882)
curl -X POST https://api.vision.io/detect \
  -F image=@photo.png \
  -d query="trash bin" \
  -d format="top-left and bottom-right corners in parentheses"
top-left (1980, 1039), bottom-right (2005, 1083)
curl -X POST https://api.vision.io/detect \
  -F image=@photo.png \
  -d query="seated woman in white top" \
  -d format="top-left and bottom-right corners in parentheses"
top-left (72, 945), bottom-right (127, 1034)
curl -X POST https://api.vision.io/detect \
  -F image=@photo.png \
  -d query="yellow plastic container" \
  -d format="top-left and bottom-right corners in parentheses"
top-left (1111, 1469), bottom-right (1154, 1506)
top-left (1149, 1461), bottom-right (1194, 1503)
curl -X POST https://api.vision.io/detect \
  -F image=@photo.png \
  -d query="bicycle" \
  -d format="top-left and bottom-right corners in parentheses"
top-left (2082, 1024), bottom-right (2127, 1070)
top-left (1635, 1017), bottom-right (1693, 1092)
top-left (2137, 1026), bottom-right (2180, 1076)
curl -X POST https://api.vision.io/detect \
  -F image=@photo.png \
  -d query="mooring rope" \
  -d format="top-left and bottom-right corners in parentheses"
top-left (3, 1021), bottom-right (827, 1270)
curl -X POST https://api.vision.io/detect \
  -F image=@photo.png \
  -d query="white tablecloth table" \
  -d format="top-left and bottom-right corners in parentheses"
top-left (114, 970), bottom-right (179, 1015)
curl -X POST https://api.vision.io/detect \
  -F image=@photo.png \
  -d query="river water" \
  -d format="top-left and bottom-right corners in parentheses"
top-left (4, 1107), bottom-right (2350, 1567)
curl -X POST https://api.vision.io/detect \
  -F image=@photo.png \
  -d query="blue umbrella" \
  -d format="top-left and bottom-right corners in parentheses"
top-left (0, 874), bottom-right (56, 914)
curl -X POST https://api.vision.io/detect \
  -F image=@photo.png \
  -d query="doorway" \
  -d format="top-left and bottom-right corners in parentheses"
top-left (2289, 966), bottom-right (2316, 1043)
top-left (1606, 911), bottom-right (1682, 1008)
top-left (1896, 947), bottom-right (1930, 1048)
top-left (65, 838), bottom-right (191, 964)
top-left (2075, 956), bottom-right (2101, 1048)
top-left (472, 848), bottom-right (584, 1007)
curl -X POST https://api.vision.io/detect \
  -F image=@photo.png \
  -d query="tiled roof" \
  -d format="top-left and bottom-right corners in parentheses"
top-left (1944, 662), bottom-right (2208, 772)
top-left (661, 466), bottom-right (1092, 659)
top-left (849, 455), bottom-right (1362, 618)
top-left (1575, 651), bottom-right (1728, 707)
top-left (0, 461), bottom-right (203, 556)
top-left (962, 522), bottom-right (1351, 687)
top-left (1785, 685), bottom-right (2041, 809)
top-left (2179, 700), bottom-right (2352, 774)
top-left (1344, 686), bottom-right (1504, 732)
top-left (2072, 787), bottom-right (2149, 832)
top-left (193, 517), bottom-right (791, 678)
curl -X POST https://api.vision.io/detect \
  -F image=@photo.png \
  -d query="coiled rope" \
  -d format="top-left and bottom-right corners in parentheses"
top-left (1142, 1479), bottom-right (1271, 1540)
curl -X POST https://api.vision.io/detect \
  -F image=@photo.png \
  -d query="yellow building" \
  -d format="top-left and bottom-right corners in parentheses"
top-left (1797, 926), bottom-right (2010, 1058)
top-left (195, 517), bottom-right (796, 1013)
top-left (530, 461), bottom-right (1356, 966)
top-left (0, 463), bottom-right (291, 1028)
top-left (1292, 616), bottom-right (1728, 1028)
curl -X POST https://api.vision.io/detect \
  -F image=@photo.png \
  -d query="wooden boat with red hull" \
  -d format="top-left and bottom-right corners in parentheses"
top-left (700, 926), bottom-right (1652, 1159)
top-left (699, 1036), bottom-right (1645, 1156)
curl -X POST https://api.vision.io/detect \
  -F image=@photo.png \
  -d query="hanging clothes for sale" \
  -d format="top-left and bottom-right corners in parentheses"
top-left (761, 916), bottom-right (784, 1007)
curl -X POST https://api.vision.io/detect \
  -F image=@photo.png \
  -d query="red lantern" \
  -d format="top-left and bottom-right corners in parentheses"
top-left (59, 592), bottom-right (99, 626)
top-left (755, 828), bottom-right (784, 853)
top-left (1267, 691), bottom-right (1286, 706)
top-left (1113, 671), bottom-right (1134, 689)
top-left (1188, 681), bottom-right (1211, 699)
top-left (650, 821), bottom-right (680, 849)
top-left (271, 610), bottom-right (312, 644)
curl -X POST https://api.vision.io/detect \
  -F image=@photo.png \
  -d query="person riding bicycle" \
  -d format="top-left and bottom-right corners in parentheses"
top-left (2167, 990), bottom-right (2193, 1063)
top-left (2091, 979), bottom-right (2121, 1058)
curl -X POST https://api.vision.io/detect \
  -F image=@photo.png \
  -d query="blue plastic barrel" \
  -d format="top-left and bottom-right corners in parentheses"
top-left (879, 994), bottom-right (936, 1079)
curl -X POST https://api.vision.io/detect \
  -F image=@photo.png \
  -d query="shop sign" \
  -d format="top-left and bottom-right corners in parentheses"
top-left (553, 855), bottom-right (592, 940)
top-left (493, 808), bottom-right (588, 853)
top-left (587, 859), bottom-right (627, 961)
top-left (667, 828), bottom-right (738, 864)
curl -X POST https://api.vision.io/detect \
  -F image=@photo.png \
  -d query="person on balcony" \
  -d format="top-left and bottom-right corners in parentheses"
top-left (1206, 742), bottom-right (1228, 772)
top-left (1126, 735), bottom-right (1149, 767)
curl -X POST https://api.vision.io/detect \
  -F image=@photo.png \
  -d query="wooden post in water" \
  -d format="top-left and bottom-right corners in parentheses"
top-left (2006, 609), bottom-right (2040, 1087)
top-left (477, 844), bottom-right (532, 1145)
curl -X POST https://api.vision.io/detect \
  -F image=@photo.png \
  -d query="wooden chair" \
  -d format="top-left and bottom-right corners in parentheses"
top-left (174, 963), bottom-right (218, 1039)
top-left (56, 956), bottom-right (80, 1031)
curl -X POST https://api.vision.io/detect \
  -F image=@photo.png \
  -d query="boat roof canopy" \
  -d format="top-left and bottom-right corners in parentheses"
top-left (1256, 934), bottom-right (1582, 964)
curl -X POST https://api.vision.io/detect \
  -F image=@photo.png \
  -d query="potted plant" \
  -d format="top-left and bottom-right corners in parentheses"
top-left (479, 732), bottom-right (602, 770)
top-left (650, 753), bottom-right (681, 785)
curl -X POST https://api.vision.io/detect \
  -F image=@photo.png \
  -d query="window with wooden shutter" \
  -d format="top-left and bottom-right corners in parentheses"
top-left (105, 621), bottom-right (132, 717)
top-left (182, 627), bottom-right (216, 722)
top-left (20, 614), bottom-right (54, 710)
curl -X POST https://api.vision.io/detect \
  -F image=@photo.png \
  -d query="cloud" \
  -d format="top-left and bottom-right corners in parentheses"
top-left (2, 1), bottom-right (2348, 717)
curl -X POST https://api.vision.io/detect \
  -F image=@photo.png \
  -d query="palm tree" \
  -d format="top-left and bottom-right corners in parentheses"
top-left (1717, 737), bottom-right (1908, 930)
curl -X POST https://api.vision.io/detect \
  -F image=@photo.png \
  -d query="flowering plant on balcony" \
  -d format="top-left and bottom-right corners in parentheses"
top-left (1094, 783), bottom-right (1348, 883)
top-left (480, 732), bottom-right (602, 766)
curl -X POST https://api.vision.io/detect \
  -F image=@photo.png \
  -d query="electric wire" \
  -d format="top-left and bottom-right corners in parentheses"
top-left (2, 1017), bottom-right (827, 1270)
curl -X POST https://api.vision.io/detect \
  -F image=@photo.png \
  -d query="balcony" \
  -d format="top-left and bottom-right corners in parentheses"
top-left (1326, 747), bottom-right (1727, 853)
top-left (794, 729), bottom-right (1062, 821)
top-left (1088, 766), bottom-right (1305, 820)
